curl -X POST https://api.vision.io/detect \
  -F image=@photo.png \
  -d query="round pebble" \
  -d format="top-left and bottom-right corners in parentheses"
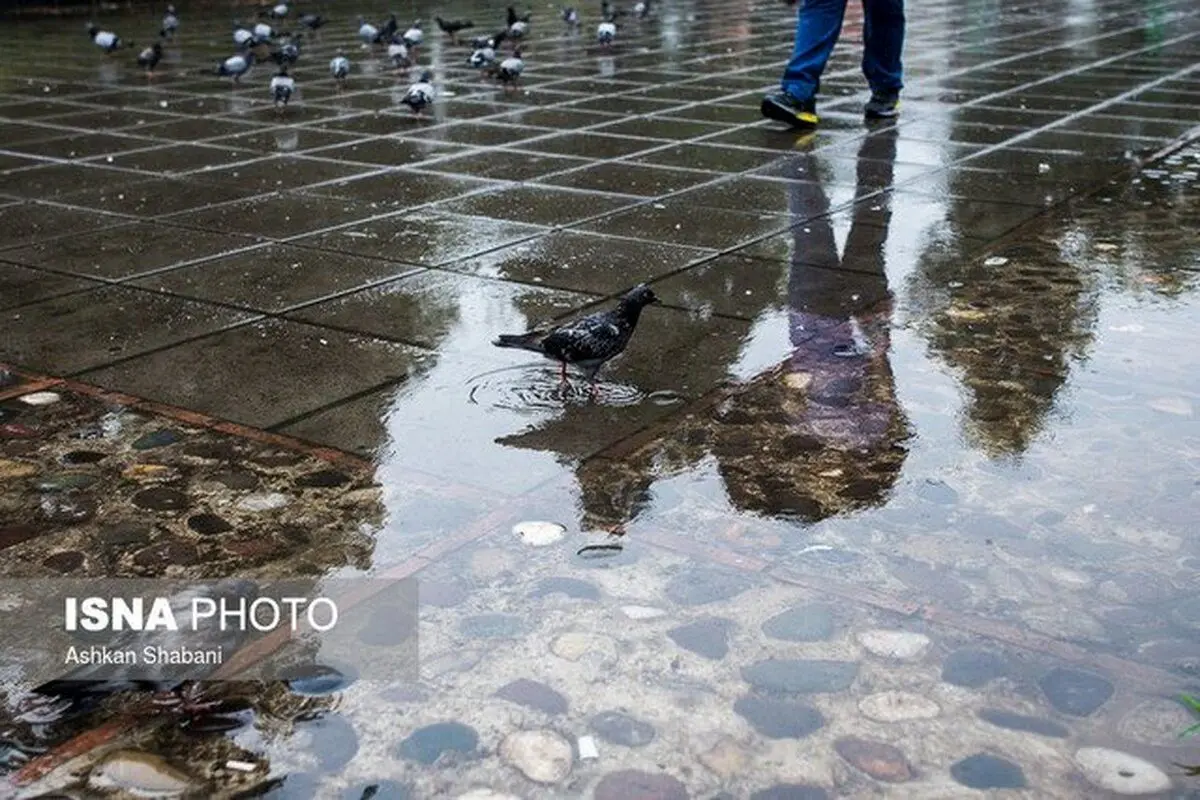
top-left (187, 513), bottom-right (233, 536)
top-left (40, 494), bottom-right (97, 524)
top-left (0, 459), bottom-right (38, 479)
top-left (531, 577), bottom-right (600, 601)
top-left (513, 520), bottom-right (566, 547)
top-left (1038, 666), bottom-right (1113, 717)
top-left (668, 617), bottom-right (732, 660)
top-left (950, 753), bottom-right (1026, 790)
top-left (734, 696), bottom-right (824, 739)
top-left (858, 691), bottom-right (940, 723)
top-left (589, 711), bottom-right (656, 747)
top-left (132, 539), bottom-right (199, 568)
top-left (131, 429), bottom-right (182, 450)
top-left (131, 487), bottom-right (189, 512)
top-left (749, 786), bottom-right (828, 800)
top-left (550, 632), bottom-right (617, 664)
top-left (664, 567), bottom-right (753, 606)
top-left (941, 647), bottom-right (1007, 688)
top-left (500, 730), bottom-right (573, 784)
top-left (495, 679), bottom-right (569, 716)
top-left (761, 604), bottom-right (835, 642)
top-left (977, 709), bottom-right (1069, 738)
top-left (856, 630), bottom-right (930, 661)
top-left (19, 392), bottom-right (61, 406)
top-left (396, 722), bottom-right (479, 765)
top-left (36, 473), bottom-right (98, 492)
top-left (296, 469), bottom-right (351, 488)
top-left (741, 658), bottom-right (858, 694)
top-left (593, 770), bottom-right (688, 800)
top-left (42, 551), bottom-right (85, 573)
top-left (1073, 747), bottom-right (1171, 795)
top-left (1117, 698), bottom-right (1197, 746)
top-left (833, 737), bottom-right (912, 782)
top-left (236, 492), bottom-right (290, 512)
top-left (621, 605), bottom-right (667, 620)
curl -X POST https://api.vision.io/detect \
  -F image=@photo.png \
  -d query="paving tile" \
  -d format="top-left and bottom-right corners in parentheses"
top-left (0, 203), bottom-right (123, 250)
top-left (162, 192), bottom-right (385, 239)
top-left (0, 286), bottom-right (254, 374)
top-left (434, 185), bottom-right (642, 227)
top-left (449, 229), bottom-right (714, 295)
top-left (132, 244), bottom-right (422, 312)
top-left (537, 163), bottom-right (719, 197)
top-left (79, 318), bottom-right (427, 429)
top-left (57, 176), bottom-right (262, 217)
top-left (0, 261), bottom-right (100, 311)
top-left (0, 222), bottom-right (260, 279)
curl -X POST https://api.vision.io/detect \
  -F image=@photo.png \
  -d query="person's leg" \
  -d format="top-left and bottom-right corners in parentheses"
top-left (781, 0), bottom-right (850, 103)
top-left (861, 0), bottom-right (905, 106)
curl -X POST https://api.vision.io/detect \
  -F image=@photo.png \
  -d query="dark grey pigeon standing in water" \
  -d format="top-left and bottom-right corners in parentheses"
top-left (493, 284), bottom-right (660, 388)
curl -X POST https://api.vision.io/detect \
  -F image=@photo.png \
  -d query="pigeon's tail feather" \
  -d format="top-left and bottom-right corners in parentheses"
top-left (493, 332), bottom-right (545, 353)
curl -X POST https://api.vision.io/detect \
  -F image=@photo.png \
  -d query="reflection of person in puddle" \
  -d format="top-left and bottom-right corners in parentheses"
top-left (714, 126), bottom-right (910, 520)
top-left (566, 128), bottom-right (911, 533)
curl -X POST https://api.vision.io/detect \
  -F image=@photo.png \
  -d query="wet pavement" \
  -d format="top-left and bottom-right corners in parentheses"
top-left (1, 0), bottom-right (1200, 796)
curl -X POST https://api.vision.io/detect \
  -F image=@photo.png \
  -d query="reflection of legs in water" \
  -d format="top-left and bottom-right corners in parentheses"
top-left (783, 133), bottom-right (900, 448)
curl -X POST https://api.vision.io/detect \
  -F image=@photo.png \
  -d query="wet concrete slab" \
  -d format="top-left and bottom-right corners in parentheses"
top-left (79, 318), bottom-right (430, 430)
top-left (1, 222), bottom-right (261, 280)
top-left (290, 210), bottom-right (548, 267)
top-left (1, 0), bottom-right (1200, 795)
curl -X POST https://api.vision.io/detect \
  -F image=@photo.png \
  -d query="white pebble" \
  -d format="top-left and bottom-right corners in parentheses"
top-left (225, 760), bottom-right (257, 772)
top-left (1073, 747), bottom-right (1171, 795)
top-left (983, 256), bottom-right (1009, 266)
top-left (513, 520), bottom-right (566, 546)
top-left (19, 391), bottom-right (60, 406)
top-left (857, 629), bottom-right (931, 661)
top-left (236, 492), bottom-right (290, 512)
top-left (620, 605), bottom-right (666, 620)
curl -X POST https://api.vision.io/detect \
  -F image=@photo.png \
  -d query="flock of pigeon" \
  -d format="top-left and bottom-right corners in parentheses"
top-left (86, 0), bottom-right (653, 114)
top-left (84, 2), bottom-right (663, 385)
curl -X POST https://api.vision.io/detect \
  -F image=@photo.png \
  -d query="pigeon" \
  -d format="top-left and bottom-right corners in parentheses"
top-left (137, 40), bottom-right (163, 73)
top-left (263, 1), bottom-right (289, 19)
top-left (386, 37), bottom-right (410, 69)
top-left (507, 6), bottom-right (530, 39)
top-left (401, 69), bottom-right (434, 115)
top-left (376, 13), bottom-right (398, 43)
top-left (496, 48), bottom-right (524, 89)
top-left (233, 20), bottom-right (255, 47)
top-left (468, 43), bottom-right (496, 70)
top-left (269, 35), bottom-right (300, 65)
top-left (436, 16), bottom-right (474, 43)
top-left (217, 50), bottom-right (254, 82)
top-left (160, 4), bottom-right (179, 38)
top-left (493, 284), bottom-right (660, 385)
top-left (252, 21), bottom-right (274, 44)
top-left (299, 13), bottom-right (325, 31)
top-left (402, 20), bottom-right (423, 47)
top-left (597, 19), bottom-right (617, 45)
top-left (471, 29), bottom-right (507, 49)
top-left (633, 0), bottom-right (650, 17)
top-left (330, 54), bottom-right (350, 85)
top-left (357, 17), bottom-right (379, 43)
top-left (87, 23), bottom-right (124, 53)
top-left (270, 67), bottom-right (295, 108)
top-left (562, 7), bottom-right (580, 26)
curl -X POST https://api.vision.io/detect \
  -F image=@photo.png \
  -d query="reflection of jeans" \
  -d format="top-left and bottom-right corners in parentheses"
top-left (781, 0), bottom-right (905, 102)
top-left (786, 129), bottom-right (898, 448)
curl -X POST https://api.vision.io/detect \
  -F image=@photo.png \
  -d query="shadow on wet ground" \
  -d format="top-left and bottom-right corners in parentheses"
top-left (1, 0), bottom-right (1200, 795)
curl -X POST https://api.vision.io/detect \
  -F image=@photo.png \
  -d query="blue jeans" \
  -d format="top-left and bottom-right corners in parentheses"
top-left (781, 0), bottom-right (905, 103)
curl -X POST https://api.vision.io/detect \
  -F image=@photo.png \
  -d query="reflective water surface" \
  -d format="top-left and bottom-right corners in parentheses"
top-left (0, 0), bottom-right (1199, 795)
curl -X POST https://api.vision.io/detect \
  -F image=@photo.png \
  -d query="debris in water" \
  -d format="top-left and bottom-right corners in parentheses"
top-left (578, 735), bottom-right (600, 760)
top-left (1094, 243), bottom-right (1119, 252)
top-left (1038, 163), bottom-right (1050, 174)
top-left (513, 520), bottom-right (567, 547)
top-left (983, 256), bottom-right (1009, 266)
top-left (225, 760), bottom-right (257, 772)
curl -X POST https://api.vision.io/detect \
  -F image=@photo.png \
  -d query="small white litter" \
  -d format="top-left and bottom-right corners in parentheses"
top-left (577, 736), bottom-right (599, 760)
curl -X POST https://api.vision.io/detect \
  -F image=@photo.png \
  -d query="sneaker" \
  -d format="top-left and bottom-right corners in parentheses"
top-left (863, 92), bottom-right (900, 119)
top-left (761, 92), bottom-right (819, 129)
